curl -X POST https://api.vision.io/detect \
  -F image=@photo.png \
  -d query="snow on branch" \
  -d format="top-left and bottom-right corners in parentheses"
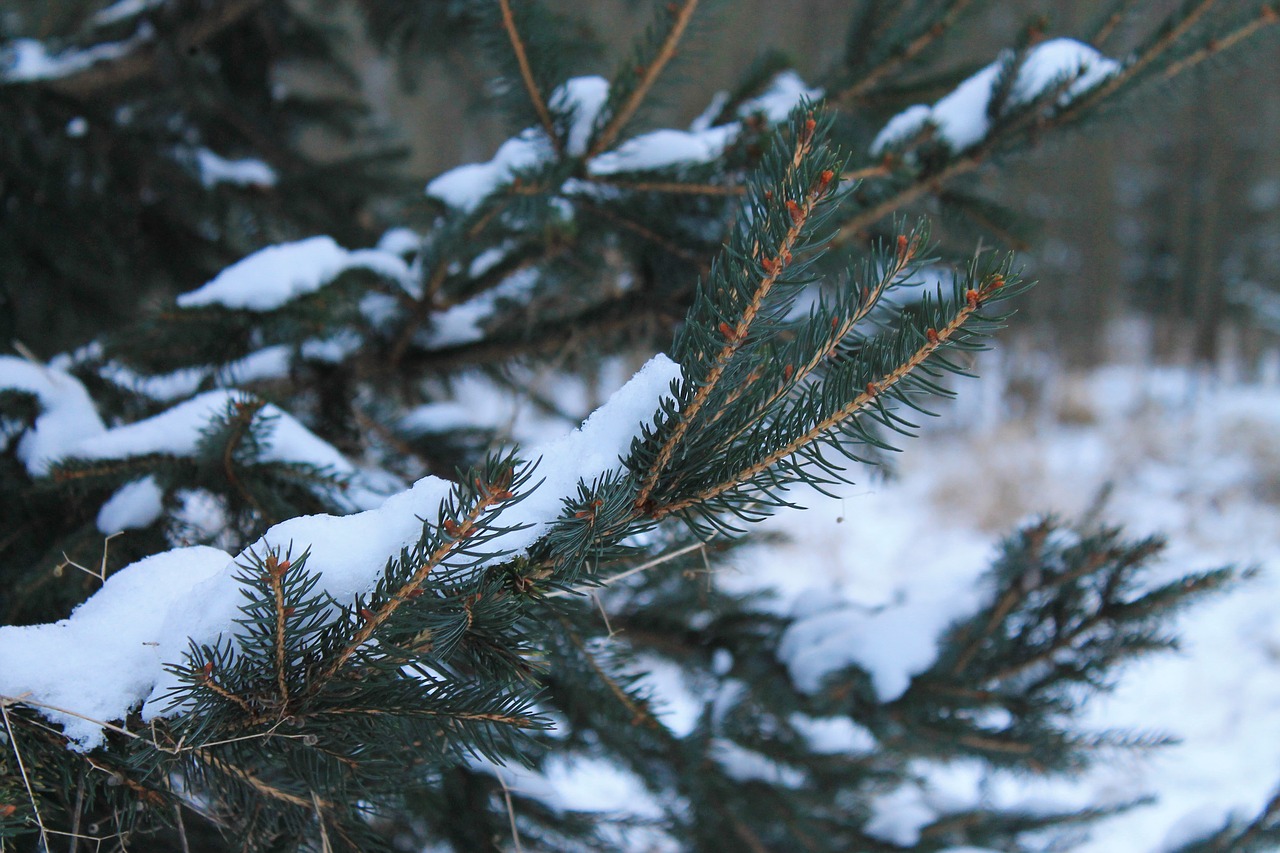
top-left (871, 38), bottom-right (1121, 154)
top-left (0, 354), bottom-right (682, 749)
top-left (426, 71), bottom-right (821, 210)
top-left (176, 236), bottom-right (413, 312)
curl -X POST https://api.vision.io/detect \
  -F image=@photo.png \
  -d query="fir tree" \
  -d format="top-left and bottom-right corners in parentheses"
top-left (2, 2), bottom-right (1278, 851)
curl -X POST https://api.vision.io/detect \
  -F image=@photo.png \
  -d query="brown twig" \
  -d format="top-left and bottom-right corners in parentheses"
top-left (835, 0), bottom-right (977, 103)
top-left (1160, 8), bottom-right (1280, 81)
top-left (589, 0), bottom-right (701, 158)
top-left (497, 0), bottom-right (560, 153)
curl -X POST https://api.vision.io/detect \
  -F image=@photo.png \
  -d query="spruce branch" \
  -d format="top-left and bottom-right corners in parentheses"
top-left (635, 115), bottom-right (833, 512)
top-left (1159, 6), bottom-right (1280, 81)
top-left (589, 0), bottom-right (702, 158)
top-left (316, 465), bottom-right (519, 684)
top-left (41, 0), bottom-right (270, 99)
top-left (497, 0), bottom-right (561, 154)
top-left (835, 0), bottom-right (978, 103)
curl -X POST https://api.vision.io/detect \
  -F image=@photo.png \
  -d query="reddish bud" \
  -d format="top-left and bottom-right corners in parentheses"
top-left (987, 274), bottom-right (1005, 290)
top-left (761, 256), bottom-right (780, 275)
top-left (785, 199), bottom-right (803, 224)
top-left (865, 382), bottom-right (878, 396)
top-left (201, 661), bottom-right (214, 680)
top-left (926, 328), bottom-right (939, 344)
top-left (442, 519), bottom-right (462, 537)
top-left (764, 190), bottom-right (774, 201)
top-left (896, 234), bottom-right (910, 260)
top-left (0, 804), bottom-right (18, 818)
top-left (718, 321), bottom-right (736, 341)
top-left (966, 289), bottom-right (980, 308)
top-left (359, 607), bottom-right (376, 622)
top-left (282, 606), bottom-right (296, 618)
top-left (803, 117), bottom-right (816, 139)
top-left (817, 169), bottom-right (835, 192)
top-left (781, 249), bottom-right (792, 265)
top-left (783, 364), bottom-right (794, 382)
top-left (406, 588), bottom-right (425, 599)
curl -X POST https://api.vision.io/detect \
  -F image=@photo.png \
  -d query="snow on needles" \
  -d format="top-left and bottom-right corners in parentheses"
top-left (428, 72), bottom-right (820, 208)
top-left (871, 38), bottom-right (1120, 154)
top-left (0, 355), bottom-right (106, 476)
top-left (176, 236), bottom-right (412, 311)
top-left (0, 354), bottom-right (682, 749)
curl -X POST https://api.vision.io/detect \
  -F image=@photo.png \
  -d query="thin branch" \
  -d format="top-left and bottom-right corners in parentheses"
top-left (835, 0), bottom-right (978, 103)
top-left (497, 0), bottom-right (560, 153)
top-left (635, 129), bottom-right (828, 510)
top-left (654, 272), bottom-right (1002, 519)
top-left (545, 540), bottom-right (708, 598)
top-left (316, 479), bottom-right (513, 683)
top-left (2, 702), bottom-right (51, 851)
top-left (557, 615), bottom-right (663, 729)
top-left (45, 0), bottom-right (268, 99)
top-left (589, 0), bottom-right (701, 158)
top-left (1160, 7), bottom-right (1279, 81)
top-left (588, 177), bottom-right (746, 196)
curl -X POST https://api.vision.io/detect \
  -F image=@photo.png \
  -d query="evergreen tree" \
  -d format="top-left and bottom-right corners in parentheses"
top-left (1, 2), bottom-right (1277, 851)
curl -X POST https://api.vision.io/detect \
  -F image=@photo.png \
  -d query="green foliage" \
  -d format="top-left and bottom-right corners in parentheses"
top-left (1, 1), bottom-right (1277, 851)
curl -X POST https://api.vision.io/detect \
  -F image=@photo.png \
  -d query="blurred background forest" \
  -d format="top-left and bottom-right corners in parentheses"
top-left (353, 0), bottom-right (1280, 369)
top-left (8, 0), bottom-right (1280, 371)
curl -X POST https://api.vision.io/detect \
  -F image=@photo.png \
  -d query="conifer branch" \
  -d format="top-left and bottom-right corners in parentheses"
top-left (1160, 6), bottom-right (1279, 81)
top-left (635, 124), bottom-right (827, 510)
top-left (836, 0), bottom-right (977, 103)
top-left (316, 473), bottom-right (515, 684)
top-left (704, 232), bottom-right (921, 450)
top-left (588, 178), bottom-right (746, 196)
top-left (264, 554), bottom-right (292, 710)
top-left (653, 271), bottom-right (1004, 519)
top-left (557, 615), bottom-right (663, 729)
top-left (201, 753), bottom-right (333, 812)
top-left (44, 0), bottom-right (269, 99)
top-left (497, 0), bottom-right (561, 154)
top-left (1080, 0), bottom-right (1222, 107)
top-left (223, 399), bottom-right (267, 517)
top-left (589, 0), bottom-right (701, 158)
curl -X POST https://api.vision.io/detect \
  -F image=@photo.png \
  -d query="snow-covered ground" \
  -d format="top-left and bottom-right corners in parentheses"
top-left (718, 345), bottom-right (1280, 850)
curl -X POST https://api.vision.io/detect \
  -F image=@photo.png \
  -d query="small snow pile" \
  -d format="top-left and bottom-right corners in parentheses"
top-left (0, 355), bottom-right (106, 476)
top-left (737, 70), bottom-right (824, 123)
top-left (550, 75), bottom-right (610, 157)
top-left (92, 0), bottom-right (165, 26)
top-left (176, 236), bottom-right (412, 311)
top-left (0, 26), bottom-right (152, 82)
top-left (588, 71), bottom-right (820, 177)
top-left (588, 125), bottom-right (740, 176)
top-left (191, 148), bottom-right (277, 189)
top-left (428, 76), bottom-right (611, 212)
top-left (0, 547), bottom-right (233, 749)
top-left (431, 71), bottom-right (820, 203)
top-left (424, 267), bottom-right (541, 348)
top-left (0, 355), bottom-right (682, 749)
top-left (872, 38), bottom-right (1120, 153)
top-left (58, 389), bottom-right (388, 525)
top-left (96, 475), bottom-right (165, 533)
top-left (427, 129), bottom-right (555, 213)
